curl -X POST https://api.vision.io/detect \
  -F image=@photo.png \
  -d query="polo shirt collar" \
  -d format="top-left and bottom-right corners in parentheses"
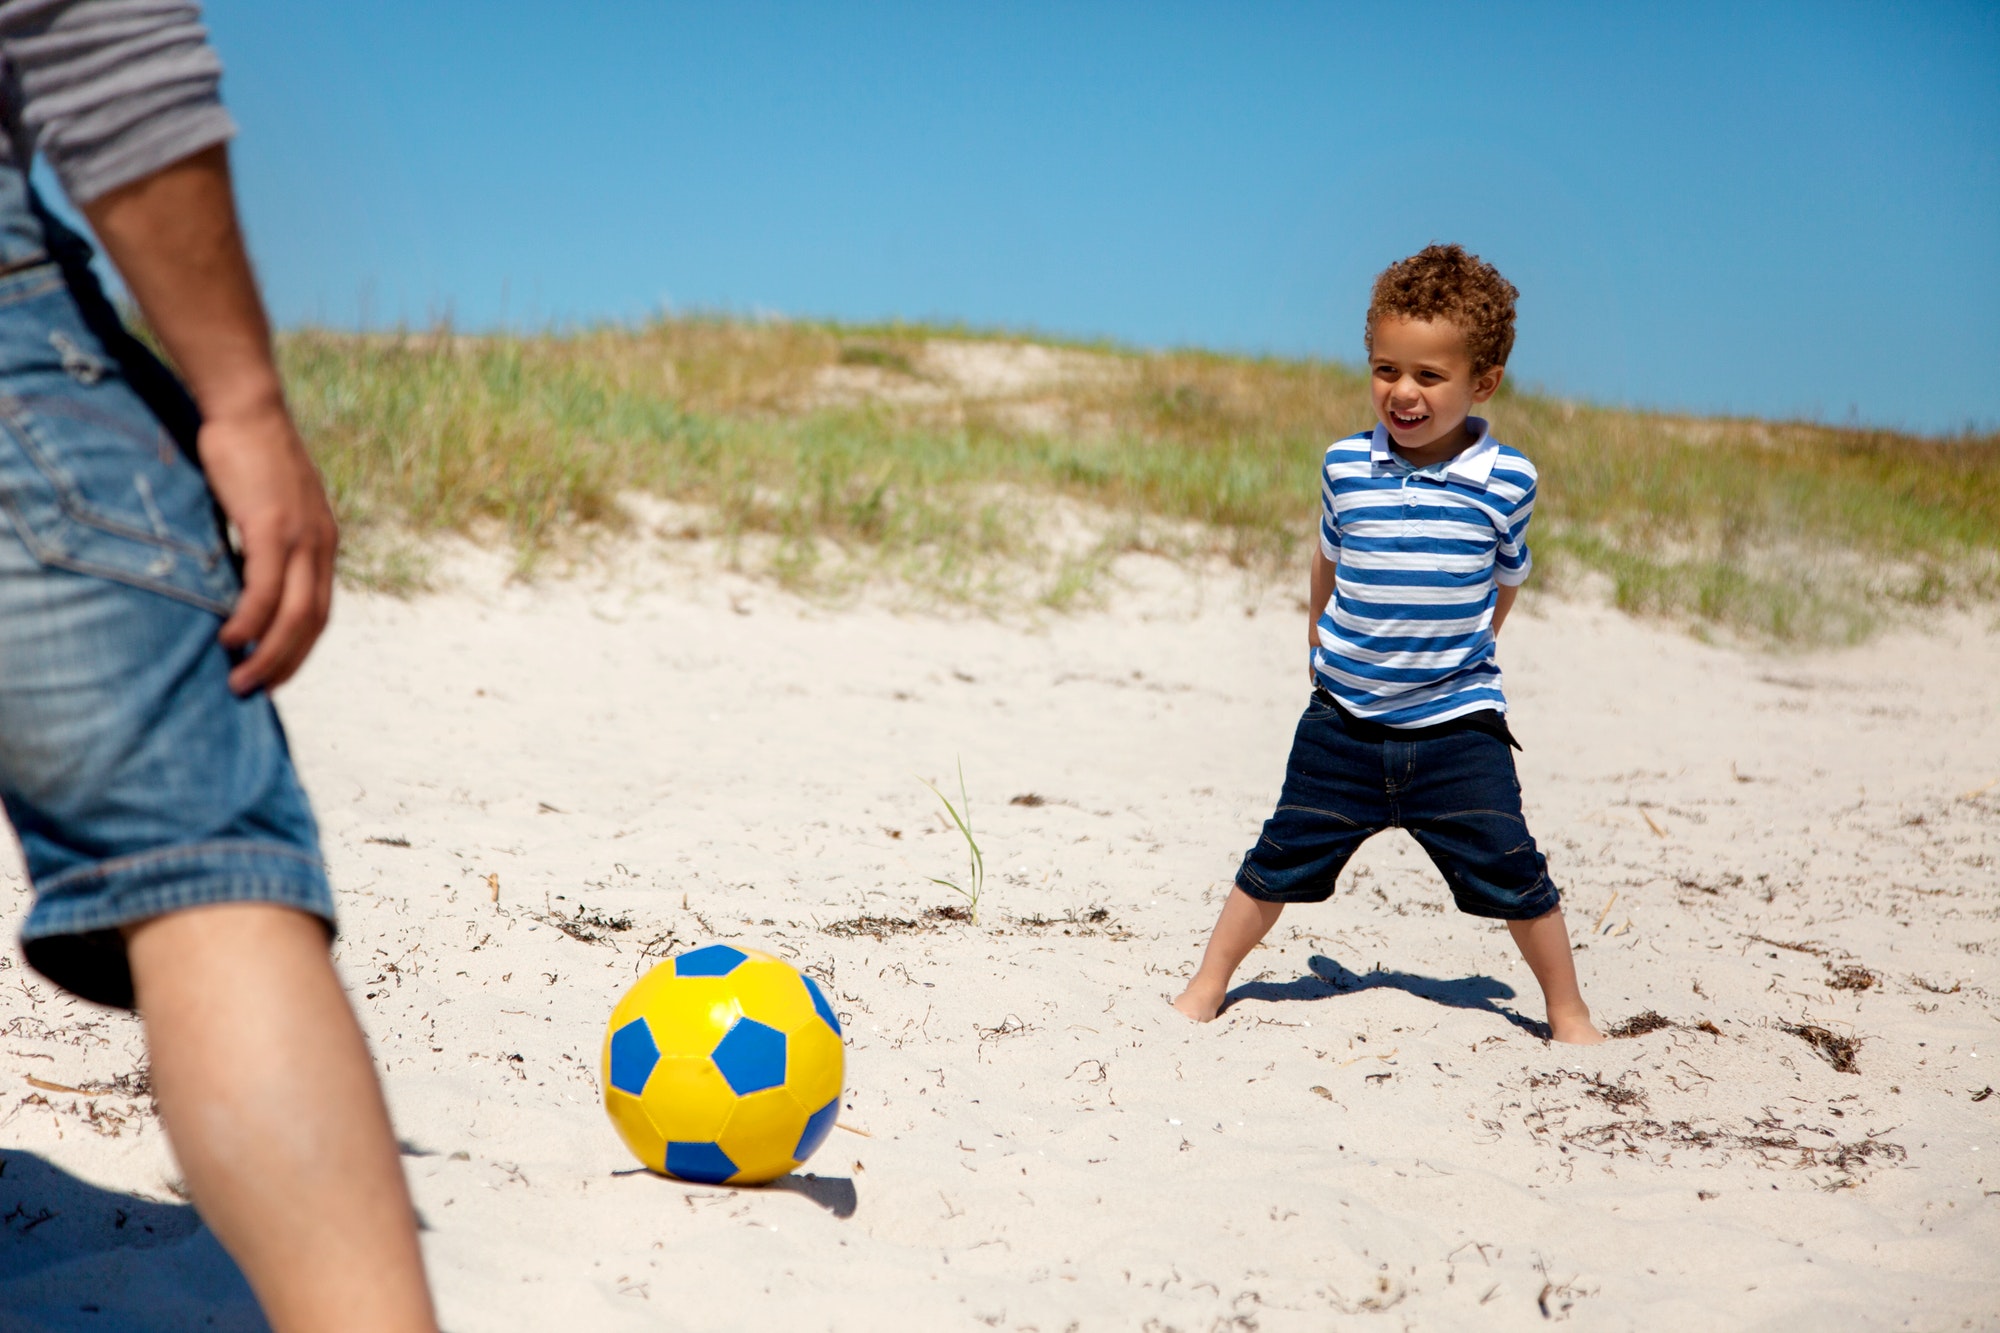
top-left (1370, 416), bottom-right (1500, 488)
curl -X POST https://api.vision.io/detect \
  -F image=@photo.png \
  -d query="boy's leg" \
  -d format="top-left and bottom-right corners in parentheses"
top-left (1399, 729), bottom-right (1603, 1043)
top-left (1506, 909), bottom-right (1603, 1044)
top-left (1171, 887), bottom-right (1285, 1021)
top-left (1173, 695), bottom-right (1384, 1022)
top-left (128, 902), bottom-right (439, 1333)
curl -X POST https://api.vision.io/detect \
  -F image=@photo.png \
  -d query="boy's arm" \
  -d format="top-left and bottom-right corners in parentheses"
top-left (1307, 548), bottom-right (1336, 682)
top-left (1493, 583), bottom-right (1519, 635)
top-left (1311, 448), bottom-right (1341, 683)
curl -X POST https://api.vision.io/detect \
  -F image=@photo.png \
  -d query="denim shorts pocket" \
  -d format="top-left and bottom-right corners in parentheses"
top-left (0, 271), bottom-right (237, 615)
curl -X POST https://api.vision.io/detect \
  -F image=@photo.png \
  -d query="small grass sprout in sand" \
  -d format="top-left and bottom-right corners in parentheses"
top-left (921, 759), bottom-right (986, 924)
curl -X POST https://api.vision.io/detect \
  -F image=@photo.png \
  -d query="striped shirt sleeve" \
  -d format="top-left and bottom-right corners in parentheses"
top-left (1318, 435), bottom-right (1365, 563)
top-left (0, 0), bottom-right (237, 204)
top-left (1493, 460), bottom-right (1536, 587)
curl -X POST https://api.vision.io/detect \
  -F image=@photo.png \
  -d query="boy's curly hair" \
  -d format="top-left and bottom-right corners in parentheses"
top-left (1365, 244), bottom-right (1518, 374)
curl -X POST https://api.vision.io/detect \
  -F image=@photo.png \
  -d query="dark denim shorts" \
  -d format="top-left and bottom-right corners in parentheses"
top-left (0, 239), bottom-right (333, 1009)
top-left (1236, 692), bottom-right (1560, 920)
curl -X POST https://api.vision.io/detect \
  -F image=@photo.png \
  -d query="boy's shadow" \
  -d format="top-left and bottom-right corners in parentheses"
top-left (0, 1151), bottom-right (266, 1331)
top-left (1225, 954), bottom-right (1547, 1037)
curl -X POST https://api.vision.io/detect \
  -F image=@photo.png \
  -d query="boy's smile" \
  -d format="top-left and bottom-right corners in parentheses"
top-left (1368, 316), bottom-right (1505, 467)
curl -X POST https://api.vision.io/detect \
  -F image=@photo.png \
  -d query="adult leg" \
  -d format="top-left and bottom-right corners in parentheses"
top-left (128, 903), bottom-right (438, 1332)
top-left (1, 242), bottom-right (437, 1324)
top-left (1, 481), bottom-right (437, 1326)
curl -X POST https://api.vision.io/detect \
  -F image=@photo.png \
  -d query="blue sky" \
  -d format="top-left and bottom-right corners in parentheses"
top-left (194, 1), bottom-right (1997, 433)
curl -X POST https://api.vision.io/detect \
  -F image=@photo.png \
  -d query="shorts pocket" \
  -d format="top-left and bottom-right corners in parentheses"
top-left (0, 279), bottom-right (236, 614)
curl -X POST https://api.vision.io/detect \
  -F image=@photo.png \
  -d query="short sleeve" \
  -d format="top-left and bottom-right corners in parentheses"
top-left (1494, 474), bottom-right (1535, 587)
top-left (0, 0), bottom-right (238, 204)
top-left (1318, 456), bottom-right (1341, 562)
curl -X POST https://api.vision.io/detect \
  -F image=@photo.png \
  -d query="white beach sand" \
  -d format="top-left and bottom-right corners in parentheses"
top-left (3, 549), bottom-right (1996, 1331)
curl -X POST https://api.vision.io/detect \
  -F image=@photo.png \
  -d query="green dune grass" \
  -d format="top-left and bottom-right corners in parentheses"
top-left (279, 318), bottom-right (2000, 644)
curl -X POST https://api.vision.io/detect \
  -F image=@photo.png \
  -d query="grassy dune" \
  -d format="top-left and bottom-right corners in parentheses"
top-left (281, 319), bottom-right (2000, 644)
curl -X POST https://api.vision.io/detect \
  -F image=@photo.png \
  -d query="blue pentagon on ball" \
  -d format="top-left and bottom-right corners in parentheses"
top-left (673, 943), bottom-right (748, 977)
top-left (712, 1018), bottom-right (787, 1095)
top-left (606, 1017), bottom-right (659, 1096)
top-left (802, 973), bottom-right (842, 1038)
top-left (664, 1141), bottom-right (739, 1185)
top-left (794, 1096), bottom-right (840, 1162)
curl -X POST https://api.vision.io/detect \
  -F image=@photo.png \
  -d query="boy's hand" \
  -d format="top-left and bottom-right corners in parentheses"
top-left (201, 403), bottom-right (338, 694)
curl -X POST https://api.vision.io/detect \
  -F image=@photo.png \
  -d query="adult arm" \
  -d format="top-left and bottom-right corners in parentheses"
top-left (1, 1), bottom-right (333, 692)
top-left (82, 144), bottom-right (335, 693)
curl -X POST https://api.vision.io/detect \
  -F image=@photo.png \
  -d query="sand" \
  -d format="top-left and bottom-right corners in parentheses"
top-left (2, 548), bottom-right (1996, 1331)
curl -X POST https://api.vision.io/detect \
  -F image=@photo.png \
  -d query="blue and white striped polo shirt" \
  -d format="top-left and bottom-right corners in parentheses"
top-left (1311, 417), bottom-right (1536, 727)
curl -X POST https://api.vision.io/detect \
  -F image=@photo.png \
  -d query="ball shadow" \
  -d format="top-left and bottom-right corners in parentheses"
top-left (767, 1172), bottom-right (858, 1219)
top-left (608, 1168), bottom-right (860, 1219)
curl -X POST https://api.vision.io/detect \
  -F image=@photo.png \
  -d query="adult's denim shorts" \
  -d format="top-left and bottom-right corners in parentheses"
top-left (0, 257), bottom-right (333, 1009)
top-left (1236, 691), bottom-right (1560, 920)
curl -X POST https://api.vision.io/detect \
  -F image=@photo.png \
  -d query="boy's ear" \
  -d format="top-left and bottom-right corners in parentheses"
top-left (1471, 365), bottom-right (1505, 403)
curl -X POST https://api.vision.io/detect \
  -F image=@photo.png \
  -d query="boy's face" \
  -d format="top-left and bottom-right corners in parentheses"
top-left (1367, 316), bottom-right (1505, 457)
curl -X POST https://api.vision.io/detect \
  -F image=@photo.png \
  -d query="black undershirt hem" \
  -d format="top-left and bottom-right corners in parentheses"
top-left (1314, 689), bottom-right (1521, 751)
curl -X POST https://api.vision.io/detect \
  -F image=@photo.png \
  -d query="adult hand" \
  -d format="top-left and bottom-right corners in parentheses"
top-left (200, 402), bottom-right (337, 693)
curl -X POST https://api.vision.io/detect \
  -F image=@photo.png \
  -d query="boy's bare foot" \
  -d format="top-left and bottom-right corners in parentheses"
top-left (1170, 983), bottom-right (1227, 1022)
top-left (1547, 1007), bottom-right (1606, 1044)
top-left (1170, 888), bottom-right (1283, 1023)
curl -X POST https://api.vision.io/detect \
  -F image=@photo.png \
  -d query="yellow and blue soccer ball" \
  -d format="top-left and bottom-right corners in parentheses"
top-left (600, 944), bottom-right (844, 1185)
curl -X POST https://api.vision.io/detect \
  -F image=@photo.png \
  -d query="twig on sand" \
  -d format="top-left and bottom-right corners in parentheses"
top-left (1592, 892), bottom-right (1620, 934)
top-left (1746, 933), bottom-right (1827, 957)
top-left (1338, 1047), bottom-right (1399, 1069)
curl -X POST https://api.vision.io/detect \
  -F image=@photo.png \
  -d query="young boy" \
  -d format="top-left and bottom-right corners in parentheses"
top-left (1171, 244), bottom-right (1603, 1044)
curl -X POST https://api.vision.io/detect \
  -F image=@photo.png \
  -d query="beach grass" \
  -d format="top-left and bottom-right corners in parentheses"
top-left (280, 318), bottom-right (2000, 644)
